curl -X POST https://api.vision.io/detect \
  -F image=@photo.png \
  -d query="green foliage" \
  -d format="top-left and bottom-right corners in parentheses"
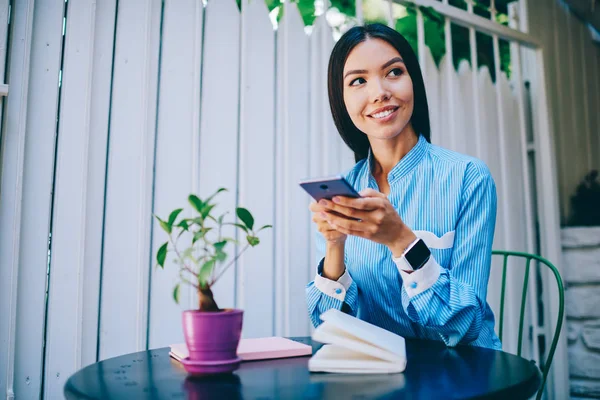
top-left (568, 170), bottom-right (600, 227)
top-left (154, 187), bottom-right (272, 300)
top-left (233, 0), bottom-right (513, 81)
top-left (173, 284), bottom-right (180, 304)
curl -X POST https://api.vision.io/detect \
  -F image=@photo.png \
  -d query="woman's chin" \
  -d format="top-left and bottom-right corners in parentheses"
top-left (366, 128), bottom-right (404, 141)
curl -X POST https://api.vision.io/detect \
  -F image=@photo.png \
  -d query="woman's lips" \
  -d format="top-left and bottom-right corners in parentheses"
top-left (368, 106), bottom-right (399, 123)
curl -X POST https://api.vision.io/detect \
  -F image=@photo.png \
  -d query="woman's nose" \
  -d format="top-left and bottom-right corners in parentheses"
top-left (370, 79), bottom-right (391, 103)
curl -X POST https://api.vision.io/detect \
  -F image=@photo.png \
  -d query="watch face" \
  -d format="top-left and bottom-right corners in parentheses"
top-left (405, 239), bottom-right (431, 270)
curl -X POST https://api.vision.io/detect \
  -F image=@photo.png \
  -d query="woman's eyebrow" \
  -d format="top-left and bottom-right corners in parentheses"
top-left (343, 57), bottom-right (405, 79)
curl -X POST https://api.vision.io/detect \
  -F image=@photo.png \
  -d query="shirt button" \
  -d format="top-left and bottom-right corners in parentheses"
top-left (410, 282), bottom-right (418, 289)
top-left (335, 288), bottom-right (343, 295)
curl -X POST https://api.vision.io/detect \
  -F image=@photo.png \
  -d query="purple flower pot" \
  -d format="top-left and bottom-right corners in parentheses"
top-left (181, 309), bottom-right (243, 374)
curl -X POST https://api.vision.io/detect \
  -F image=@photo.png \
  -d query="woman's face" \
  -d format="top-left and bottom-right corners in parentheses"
top-left (342, 38), bottom-right (414, 141)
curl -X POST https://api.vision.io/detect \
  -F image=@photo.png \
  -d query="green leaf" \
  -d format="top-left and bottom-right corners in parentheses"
top-left (215, 250), bottom-right (227, 262)
top-left (200, 203), bottom-right (216, 219)
top-left (173, 284), bottom-right (180, 304)
top-left (182, 247), bottom-right (195, 261)
top-left (236, 207), bottom-right (254, 230)
top-left (257, 224), bottom-right (273, 232)
top-left (214, 240), bottom-right (227, 251)
top-left (229, 223), bottom-right (248, 233)
top-left (247, 235), bottom-right (260, 247)
top-left (217, 213), bottom-right (228, 225)
top-left (177, 219), bottom-right (189, 231)
top-left (157, 242), bottom-right (168, 267)
top-left (168, 208), bottom-right (184, 226)
top-left (198, 260), bottom-right (215, 286)
top-left (192, 228), bottom-right (213, 244)
top-left (221, 237), bottom-right (237, 244)
top-left (190, 217), bottom-right (204, 225)
top-left (188, 195), bottom-right (204, 214)
top-left (157, 217), bottom-right (172, 234)
top-left (205, 188), bottom-right (227, 205)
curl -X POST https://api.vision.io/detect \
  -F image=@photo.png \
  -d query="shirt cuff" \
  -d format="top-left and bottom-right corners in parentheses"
top-left (314, 259), bottom-right (353, 301)
top-left (397, 255), bottom-right (441, 298)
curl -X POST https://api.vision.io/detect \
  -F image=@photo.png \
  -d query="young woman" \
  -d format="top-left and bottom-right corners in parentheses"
top-left (306, 23), bottom-right (501, 350)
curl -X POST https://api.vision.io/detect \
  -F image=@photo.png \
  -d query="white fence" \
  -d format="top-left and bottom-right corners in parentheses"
top-left (0, 0), bottom-right (566, 399)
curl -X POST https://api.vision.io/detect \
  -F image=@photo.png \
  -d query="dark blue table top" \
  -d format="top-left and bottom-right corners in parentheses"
top-left (64, 337), bottom-right (540, 399)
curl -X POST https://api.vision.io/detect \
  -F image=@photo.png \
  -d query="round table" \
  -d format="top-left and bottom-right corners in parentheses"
top-left (64, 337), bottom-right (541, 399)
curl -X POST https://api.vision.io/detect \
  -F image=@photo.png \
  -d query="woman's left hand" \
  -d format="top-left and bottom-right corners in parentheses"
top-left (318, 188), bottom-right (416, 256)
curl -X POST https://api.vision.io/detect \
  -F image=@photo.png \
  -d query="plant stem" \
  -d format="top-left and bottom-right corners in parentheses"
top-left (179, 271), bottom-right (199, 290)
top-left (168, 234), bottom-right (199, 287)
top-left (210, 243), bottom-right (250, 286)
top-left (198, 286), bottom-right (220, 311)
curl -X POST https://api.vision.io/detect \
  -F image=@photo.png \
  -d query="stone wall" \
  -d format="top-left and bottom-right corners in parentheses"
top-left (562, 227), bottom-right (600, 399)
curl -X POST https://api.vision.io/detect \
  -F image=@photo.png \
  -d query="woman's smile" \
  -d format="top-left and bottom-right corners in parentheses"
top-left (367, 105), bottom-right (400, 123)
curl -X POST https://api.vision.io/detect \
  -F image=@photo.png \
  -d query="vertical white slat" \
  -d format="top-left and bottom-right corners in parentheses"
top-left (356, 0), bottom-right (363, 25)
top-left (385, 0), bottom-right (394, 28)
top-left (237, 0), bottom-right (275, 338)
top-left (477, 66), bottom-right (505, 321)
top-left (80, 0), bottom-right (117, 370)
top-left (197, 0), bottom-right (240, 311)
top-left (0, 1), bottom-right (9, 126)
top-left (12, 2), bottom-right (66, 399)
top-left (443, 19), bottom-right (456, 151)
top-left (0, 2), bottom-right (35, 399)
top-left (456, 60), bottom-right (473, 157)
top-left (438, 55), bottom-right (458, 151)
top-left (42, 1), bottom-right (98, 398)
top-left (99, 0), bottom-right (162, 360)
top-left (508, 1), bottom-right (540, 364)
top-left (324, 25), bottom-right (343, 176)
top-left (532, 46), bottom-right (570, 400)
top-left (148, 0), bottom-right (202, 349)
top-left (308, 16), bottom-right (323, 304)
top-left (189, 0), bottom-right (203, 312)
top-left (274, 0), bottom-right (285, 338)
top-left (491, 18), bottom-right (520, 352)
top-left (423, 48), bottom-right (440, 144)
top-left (276, 2), bottom-right (311, 337)
top-left (309, 17), bottom-right (324, 180)
top-left (499, 71), bottom-right (529, 355)
top-left (466, 0), bottom-right (483, 160)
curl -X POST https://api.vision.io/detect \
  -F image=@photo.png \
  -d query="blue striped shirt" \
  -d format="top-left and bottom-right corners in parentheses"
top-left (306, 135), bottom-right (502, 350)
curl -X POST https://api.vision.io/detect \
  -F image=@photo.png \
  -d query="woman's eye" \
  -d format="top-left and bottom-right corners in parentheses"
top-left (349, 77), bottom-right (366, 86)
top-left (388, 68), bottom-right (403, 77)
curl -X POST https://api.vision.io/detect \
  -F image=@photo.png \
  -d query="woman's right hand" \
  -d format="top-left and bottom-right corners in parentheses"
top-left (309, 201), bottom-right (347, 245)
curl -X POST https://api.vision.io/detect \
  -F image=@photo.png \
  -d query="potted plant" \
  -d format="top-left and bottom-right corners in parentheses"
top-left (562, 170), bottom-right (600, 398)
top-left (154, 187), bottom-right (271, 374)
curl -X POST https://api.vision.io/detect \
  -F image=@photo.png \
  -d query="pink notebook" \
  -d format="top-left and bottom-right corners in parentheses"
top-left (169, 337), bottom-right (312, 362)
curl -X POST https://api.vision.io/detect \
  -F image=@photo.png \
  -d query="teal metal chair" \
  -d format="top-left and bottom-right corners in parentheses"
top-left (492, 250), bottom-right (564, 400)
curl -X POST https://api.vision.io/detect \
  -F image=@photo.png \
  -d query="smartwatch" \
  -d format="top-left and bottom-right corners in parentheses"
top-left (393, 238), bottom-right (431, 271)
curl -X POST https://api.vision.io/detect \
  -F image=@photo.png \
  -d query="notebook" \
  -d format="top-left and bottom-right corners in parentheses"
top-left (170, 336), bottom-right (312, 362)
top-left (308, 309), bottom-right (407, 374)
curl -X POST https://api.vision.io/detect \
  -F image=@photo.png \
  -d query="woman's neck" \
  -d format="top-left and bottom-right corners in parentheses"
top-left (370, 125), bottom-right (419, 179)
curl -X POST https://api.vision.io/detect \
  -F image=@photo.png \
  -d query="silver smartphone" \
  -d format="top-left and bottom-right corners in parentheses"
top-left (299, 175), bottom-right (361, 202)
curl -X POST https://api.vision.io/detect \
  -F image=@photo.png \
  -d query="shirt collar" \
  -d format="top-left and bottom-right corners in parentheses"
top-left (367, 134), bottom-right (429, 185)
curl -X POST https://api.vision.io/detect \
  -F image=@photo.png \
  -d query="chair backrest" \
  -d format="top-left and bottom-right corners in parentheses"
top-left (491, 250), bottom-right (564, 400)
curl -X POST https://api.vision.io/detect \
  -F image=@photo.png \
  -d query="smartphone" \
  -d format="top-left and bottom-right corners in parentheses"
top-left (299, 175), bottom-right (361, 202)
